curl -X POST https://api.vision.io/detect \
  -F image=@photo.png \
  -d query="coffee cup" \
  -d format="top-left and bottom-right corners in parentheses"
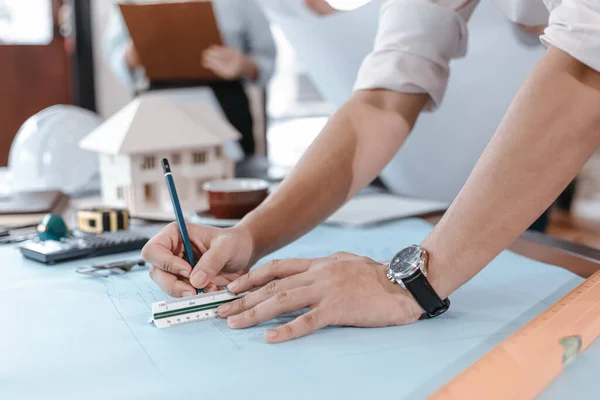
top-left (203, 178), bottom-right (269, 219)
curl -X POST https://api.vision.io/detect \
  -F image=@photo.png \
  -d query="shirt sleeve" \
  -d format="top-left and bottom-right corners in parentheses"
top-left (353, 0), bottom-right (480, 111)
top-left (102, 5), bottom-right (146, 88)
top-left (242, 0), bottom-right (278, 87)
top-left (540, 0), bottom-right (600, 73)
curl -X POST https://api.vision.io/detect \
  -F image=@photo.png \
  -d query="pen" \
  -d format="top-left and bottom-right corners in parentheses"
top-left (161, 158), bottom-right (202, 294)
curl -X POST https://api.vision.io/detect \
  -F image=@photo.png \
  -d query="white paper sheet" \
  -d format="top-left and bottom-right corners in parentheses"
top-left (326, 194), bottom-right (448, 227)
top-left (0, 218), bottom-right (587, 399)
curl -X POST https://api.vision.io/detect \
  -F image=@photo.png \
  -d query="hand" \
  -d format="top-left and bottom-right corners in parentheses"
top-left (305, 0), bottom-right (339, 15)
top-left (125, 42), bottom-right (141, 69)
top-left (217, 252), bottom-right (424, 344)
top-left (515, 23), bottom-right (546, 36)
top-left (141, 222), bottom-right (255, 297)
top-left (202, 45), bottom-right (257, 80)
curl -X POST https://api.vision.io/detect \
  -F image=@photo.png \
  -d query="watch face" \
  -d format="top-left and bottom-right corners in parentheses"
top-left (389, 245), bottom-right (422, 281)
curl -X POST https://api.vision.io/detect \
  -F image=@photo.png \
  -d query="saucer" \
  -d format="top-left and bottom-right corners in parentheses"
top-left (191, 211), bottom-right (240, 227)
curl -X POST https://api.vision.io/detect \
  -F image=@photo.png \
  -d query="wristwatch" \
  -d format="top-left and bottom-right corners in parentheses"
top-left (387, 245), bottom-right (450, 319)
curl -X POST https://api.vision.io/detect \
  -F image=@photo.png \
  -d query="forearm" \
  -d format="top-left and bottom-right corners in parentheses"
top-left (240, 90), bottom-right (428, 260)
top-left (424, 47), bottom-right (600, 298)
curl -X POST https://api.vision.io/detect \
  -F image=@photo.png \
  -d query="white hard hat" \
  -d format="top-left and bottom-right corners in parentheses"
top-left (8, 104), bottom-right (103, 195)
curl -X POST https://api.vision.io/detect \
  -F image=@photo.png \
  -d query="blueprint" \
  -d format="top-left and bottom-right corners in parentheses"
top-left (0, 219), bottom-right (590, 399)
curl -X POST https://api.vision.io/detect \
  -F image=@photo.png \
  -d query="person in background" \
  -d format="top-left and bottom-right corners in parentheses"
top-left (103, 0), bottom-right (277, 158)
top-left (259, 0), bottom-right (554, 231)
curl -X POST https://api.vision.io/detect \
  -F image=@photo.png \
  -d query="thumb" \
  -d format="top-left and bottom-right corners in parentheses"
top-left (189, 244), bottom-right (230, 288)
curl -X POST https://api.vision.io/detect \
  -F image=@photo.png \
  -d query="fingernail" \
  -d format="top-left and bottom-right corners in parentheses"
top-left (178, 270), bottom-right (190, 278)
top-left (182, 291), bottom-right (196, 297)
top-left (265, 330), bottom-right (278, 341)
top-left (218, 303), bottom-right (231, 315)
top-left (192, 270), bottom-right (208, 286)
top-left (227, 281), bottom-right (239, 292)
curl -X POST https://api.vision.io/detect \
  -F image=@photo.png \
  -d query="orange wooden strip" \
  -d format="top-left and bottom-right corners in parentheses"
top-left (430, 271), bottom-right (600, 400)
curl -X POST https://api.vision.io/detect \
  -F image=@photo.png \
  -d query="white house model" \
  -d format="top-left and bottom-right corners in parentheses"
top-left (79, 95), bottom-right (241, 218)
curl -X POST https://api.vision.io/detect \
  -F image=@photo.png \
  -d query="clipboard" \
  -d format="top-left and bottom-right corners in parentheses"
top-left (118, 1), bottom-right (224, 82)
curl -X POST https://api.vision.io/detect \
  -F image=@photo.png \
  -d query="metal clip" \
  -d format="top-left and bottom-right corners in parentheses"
top-left (76, 259), bottom-right (147, 278)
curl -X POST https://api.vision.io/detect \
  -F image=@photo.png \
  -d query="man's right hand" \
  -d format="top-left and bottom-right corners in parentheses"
top-left (125, 42), bottom-right (141, 70)
top-left (141, 222), bottom-right (255, 297)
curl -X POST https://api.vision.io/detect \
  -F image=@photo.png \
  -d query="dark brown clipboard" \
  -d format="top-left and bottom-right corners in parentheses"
top-left (118, 1), bottom-right (224, 82)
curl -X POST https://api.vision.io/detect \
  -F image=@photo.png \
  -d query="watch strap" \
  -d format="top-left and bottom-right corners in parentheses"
top-left (403, 272), bottom-right (450, 319)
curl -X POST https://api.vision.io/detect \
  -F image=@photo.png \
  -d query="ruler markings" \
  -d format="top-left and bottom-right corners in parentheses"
top-left (430, 271), bottom-right (600, 399)
top-left (151, 289), bottom-right (243, 328)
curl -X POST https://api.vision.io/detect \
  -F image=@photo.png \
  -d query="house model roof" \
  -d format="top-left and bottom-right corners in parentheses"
top-left (79, 94), bottom-right (241, 155)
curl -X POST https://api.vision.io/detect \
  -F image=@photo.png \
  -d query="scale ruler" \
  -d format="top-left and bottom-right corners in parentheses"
top-left (151, 289), bottom-right (243, 328)
top-left (431, 270), bottom-right (600, 399)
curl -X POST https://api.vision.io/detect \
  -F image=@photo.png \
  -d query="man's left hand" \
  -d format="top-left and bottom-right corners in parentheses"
top-left (218, 252), bottom-right (424, 343)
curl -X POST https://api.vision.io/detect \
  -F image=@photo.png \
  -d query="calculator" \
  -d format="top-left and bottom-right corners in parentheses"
top-left (19, 230), bottom-right (150, 264)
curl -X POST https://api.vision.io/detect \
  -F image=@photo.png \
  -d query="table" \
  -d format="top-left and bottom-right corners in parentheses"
top-left (3, 208), bottom-right (600, 399)
top-left (424, 213), bottom-right (600, 279)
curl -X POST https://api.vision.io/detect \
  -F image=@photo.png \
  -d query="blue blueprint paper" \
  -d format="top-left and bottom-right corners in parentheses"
top-left (0, 219), bottom-right (588, 399)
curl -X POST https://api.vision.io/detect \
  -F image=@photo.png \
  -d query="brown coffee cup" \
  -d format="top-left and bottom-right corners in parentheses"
top-left (203, 179), bottom-right (269, 219)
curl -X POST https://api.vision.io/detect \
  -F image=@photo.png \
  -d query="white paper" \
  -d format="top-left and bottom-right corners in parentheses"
top-left (0, 218), bottom-right (585, 399)
top-left (326, 194), bottom-right (448, 227)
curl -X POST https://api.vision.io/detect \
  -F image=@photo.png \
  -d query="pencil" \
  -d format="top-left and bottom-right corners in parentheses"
top-left (161, 158), bottom-right (202, 294)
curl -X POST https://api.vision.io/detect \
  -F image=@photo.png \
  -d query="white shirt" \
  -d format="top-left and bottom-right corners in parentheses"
top-left (255, 0), bottom-right (598, 202)
top-left (354, 0), bottom-right (600, 110)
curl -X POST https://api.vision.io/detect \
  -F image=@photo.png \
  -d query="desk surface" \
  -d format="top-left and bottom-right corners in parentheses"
top-left (3, 213), bottom-right (600, 399)
top-left (424, 213), bottom-right (600, 278)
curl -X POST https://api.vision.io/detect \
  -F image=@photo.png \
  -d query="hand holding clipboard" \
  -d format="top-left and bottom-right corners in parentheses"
top-left (118, 1), bottom-right (225, 81)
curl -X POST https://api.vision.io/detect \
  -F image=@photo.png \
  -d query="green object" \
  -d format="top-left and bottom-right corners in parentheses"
top-left (37, 214), bottom-right (69, 241)
top-left (152, 299), bottom-right (235, 321)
